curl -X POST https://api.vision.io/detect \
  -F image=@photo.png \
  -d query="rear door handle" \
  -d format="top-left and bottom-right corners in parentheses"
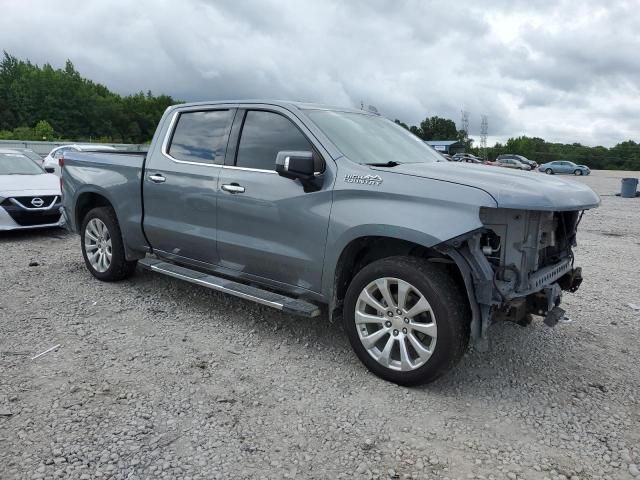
top-left (149, 173), bottom-right (166, 183)
top-left (221, 183), bottom-right (245, 194)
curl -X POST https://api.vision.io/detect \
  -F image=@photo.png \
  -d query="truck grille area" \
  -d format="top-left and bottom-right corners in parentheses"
top-left (479, 207), bottom-right (582, 296)
top-left (1, 197), bottom-right (62, 226)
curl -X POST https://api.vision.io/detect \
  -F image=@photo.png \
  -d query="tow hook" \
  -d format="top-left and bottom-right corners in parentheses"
top-left (559, 267), bottom-right (583, 293)
top-left (544, 306), bottom-right (566, 327)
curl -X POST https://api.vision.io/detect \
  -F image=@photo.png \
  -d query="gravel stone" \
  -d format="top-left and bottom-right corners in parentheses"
top-left (0, 171), bottom-right (638, 479)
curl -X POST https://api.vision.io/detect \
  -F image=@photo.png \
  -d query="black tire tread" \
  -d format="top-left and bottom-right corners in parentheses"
top-left (343, 256), bottom-right (470, 386)
top-left (81, 207), bottom-right (137, 282)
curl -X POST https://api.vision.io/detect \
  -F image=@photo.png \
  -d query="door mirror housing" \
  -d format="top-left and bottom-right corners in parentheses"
top-left (275, 151), bottom-right (315, 181)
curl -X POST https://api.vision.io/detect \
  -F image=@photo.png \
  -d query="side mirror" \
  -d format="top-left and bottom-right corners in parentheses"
top-left (275, 151), bottom-right (315, 181)
top-left (45, 167), bottom-right (55, 173)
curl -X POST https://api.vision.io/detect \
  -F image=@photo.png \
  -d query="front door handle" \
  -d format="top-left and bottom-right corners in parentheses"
top-left (221, 183), bottom-right (245, 194)
top-left (149, 173), bottom-right (166, 184)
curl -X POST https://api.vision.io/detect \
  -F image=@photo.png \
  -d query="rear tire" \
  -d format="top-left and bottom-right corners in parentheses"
top-left (545, 168), bottom-right (553, 174)
top-left (81, 207), bottom-right (137, 281)
top-left (342, 256), bottom-right (470, 386)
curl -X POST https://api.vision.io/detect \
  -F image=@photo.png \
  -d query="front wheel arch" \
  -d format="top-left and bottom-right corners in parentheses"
top-left (343, 256), bottom-right (470, 385)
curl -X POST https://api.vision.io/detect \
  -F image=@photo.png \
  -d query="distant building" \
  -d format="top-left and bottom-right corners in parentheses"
top-left (424, 140), bottom-right (465, 155)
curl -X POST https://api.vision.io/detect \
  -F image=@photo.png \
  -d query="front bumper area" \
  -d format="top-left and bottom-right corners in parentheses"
top-left (0, 196), bottom-right (65, 231)
top-left (438, 218), bottom-right (586, 343)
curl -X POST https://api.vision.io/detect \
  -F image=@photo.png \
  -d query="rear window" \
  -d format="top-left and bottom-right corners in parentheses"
top-left (168, 110), bottom-right (233, 165)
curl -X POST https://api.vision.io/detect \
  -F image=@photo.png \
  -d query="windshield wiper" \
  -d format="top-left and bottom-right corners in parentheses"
top-left (365, 161), bottom-right (401, 167)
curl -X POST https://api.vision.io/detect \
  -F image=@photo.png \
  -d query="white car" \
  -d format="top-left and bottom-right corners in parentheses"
top-left (43, 144), bottom-right (116, 176)
top-left (0, 149), bottom-right (65, 231)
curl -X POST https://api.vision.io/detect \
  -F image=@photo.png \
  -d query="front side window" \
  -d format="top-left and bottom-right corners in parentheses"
top-left (168, 110), bottom-right (233, 164)
top-left (235, 111), bottom-right (312, 171)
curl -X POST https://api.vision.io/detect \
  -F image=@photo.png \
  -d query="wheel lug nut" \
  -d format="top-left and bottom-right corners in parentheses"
top-left (396, 309), bottom-right (402, 315)
top-left (393, 329), bottom-right (399, 336)
top-left (402, 328), bottom-right (407, 334)
top-left (404, 317), bottom-right (409, 323)
top-left (387, 311), bottom-right (394, 317)
top-left (385, 321), bottom-right (392, 328)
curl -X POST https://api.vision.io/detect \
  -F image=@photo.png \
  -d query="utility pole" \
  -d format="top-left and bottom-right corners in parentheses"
top-left (480, 115), bottom-right (488, 160)
top-left (460, 109), bottom-right (470, 147)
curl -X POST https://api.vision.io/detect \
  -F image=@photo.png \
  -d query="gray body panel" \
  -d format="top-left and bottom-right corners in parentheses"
top-left (61, 100), bottom-right (600, 314)
top-left (62, 151), bottom-right (147, 257)
top-left (382, 162), bottom-right (600, 211)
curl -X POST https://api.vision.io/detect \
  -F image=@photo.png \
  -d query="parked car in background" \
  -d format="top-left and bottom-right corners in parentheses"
top-left (0, 149), bottom-right (64, 231)
top-left (496, 154), bottom-right (537, 169)
top-left (61, 99), bottom-right (599, 385)
top-left (43, 144), bottom-right (116, 176)
top-left (538, 161), bottom-right (591, 176)
top-left (493, 157), bottom-right (532, 170)
top-left (452, 153), bottom-right (483, 163)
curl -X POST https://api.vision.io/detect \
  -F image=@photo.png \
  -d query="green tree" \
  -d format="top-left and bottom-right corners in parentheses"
top-left (0, 52), bottom-right (179, 143)
top-left (34, 120), bottom-right (54, 140)
top-left (419, 116), bottom-right (458, 140)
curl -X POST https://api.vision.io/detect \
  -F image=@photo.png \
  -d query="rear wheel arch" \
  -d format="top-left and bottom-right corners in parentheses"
top-left (75, 192), bottom-right (114, 231)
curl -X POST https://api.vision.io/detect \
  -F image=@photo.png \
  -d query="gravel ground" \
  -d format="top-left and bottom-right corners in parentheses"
top-left (1, 170), bottom-right (639, 480)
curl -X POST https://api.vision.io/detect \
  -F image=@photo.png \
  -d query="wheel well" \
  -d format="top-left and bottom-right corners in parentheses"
top-left (331, 236), bottom-right (466, 318)
top-left (75, 192), bottom-right (113, 229)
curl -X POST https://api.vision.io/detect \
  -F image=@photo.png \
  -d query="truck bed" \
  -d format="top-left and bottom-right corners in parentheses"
top-left (61, 150), bottom-right (148, 258)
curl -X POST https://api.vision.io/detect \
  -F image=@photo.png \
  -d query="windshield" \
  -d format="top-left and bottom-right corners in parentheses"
top-left (0, 153), bottom-right (45, 175)
top-left (306, 110), bottom-right (444, 164)
top-left (17, 149), bottom-right (44, 164)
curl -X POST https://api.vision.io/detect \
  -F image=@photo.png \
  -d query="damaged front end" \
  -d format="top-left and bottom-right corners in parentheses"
top-left (438, 208), bottom-right (586, 344)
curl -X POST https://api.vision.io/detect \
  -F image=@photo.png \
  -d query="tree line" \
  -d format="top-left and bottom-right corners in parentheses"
top-left (0, 52), bottom-right (638, 169)
top-left (0, 52), bottom-right (177, 143)
top-left (394, 117), bottom-right (639, 171)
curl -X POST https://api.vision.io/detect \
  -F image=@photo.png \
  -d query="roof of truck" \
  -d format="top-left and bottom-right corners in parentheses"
top-left (170, 100), bottom-right (375, 115)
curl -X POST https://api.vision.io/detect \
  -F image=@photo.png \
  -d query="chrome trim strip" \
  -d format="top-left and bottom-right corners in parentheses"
top-left (9, 196), bottom-right (58, 211)
top-left (160, 110), bottom-right (225, 168)
top-left (148, 263), bottom-right (285, 310)
top-left (160, 109), bottom-right (278, 174)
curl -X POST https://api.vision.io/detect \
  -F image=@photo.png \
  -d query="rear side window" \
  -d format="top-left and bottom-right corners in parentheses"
top-left (168, 110), bottom-right (233, 164)
top-left (235, 110), bottom-right (312, 171)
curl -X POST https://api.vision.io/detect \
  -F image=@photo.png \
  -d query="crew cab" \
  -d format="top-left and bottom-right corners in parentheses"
top-left (60, 101), bottom-right (600, 385)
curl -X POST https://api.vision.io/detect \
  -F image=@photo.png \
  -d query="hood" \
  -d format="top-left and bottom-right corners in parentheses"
top-left (372, 162), bottom-right (600, 211)
top-left (0, 173), bottom-right (61, 197)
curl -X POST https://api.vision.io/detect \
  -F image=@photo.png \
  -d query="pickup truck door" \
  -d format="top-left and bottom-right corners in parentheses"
top-left (215, 108), bottom-right (333, 293)
top-left (142, 107), bottom-right (236, 266)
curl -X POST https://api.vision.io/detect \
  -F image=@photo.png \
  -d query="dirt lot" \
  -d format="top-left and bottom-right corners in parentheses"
top-left (1, 170), bottom-right (639, 480)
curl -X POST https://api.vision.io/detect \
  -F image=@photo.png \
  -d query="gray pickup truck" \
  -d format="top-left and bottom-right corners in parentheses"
top-left (61, 101), bottom-right (600, 385)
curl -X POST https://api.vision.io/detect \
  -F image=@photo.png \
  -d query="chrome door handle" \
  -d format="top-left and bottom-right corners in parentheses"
top-left (221, 184), bottom-right (245, 194)
top-left (149, 174), bottom-right (166, 183)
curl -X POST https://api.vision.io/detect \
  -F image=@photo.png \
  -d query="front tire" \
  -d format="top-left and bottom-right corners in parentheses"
top-left (545, 168), bottom-right (553, 174)
top-left (343, 257), bottom-right (470, 386)
top-left (574, 169), bottom-right (583, 176)
top-left (81, 207), bottom-right (137, 281)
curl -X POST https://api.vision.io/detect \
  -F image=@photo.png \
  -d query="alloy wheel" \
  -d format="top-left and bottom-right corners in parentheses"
top-left (84, 218), bottom-right (112, 273)
top-left (355, 277), bottom-right (437, 372)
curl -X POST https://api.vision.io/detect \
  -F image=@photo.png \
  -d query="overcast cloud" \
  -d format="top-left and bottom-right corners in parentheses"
top-left (1, 0), bottom-right (638, 146)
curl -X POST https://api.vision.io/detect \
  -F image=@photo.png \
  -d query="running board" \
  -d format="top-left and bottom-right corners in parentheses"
top-left (138, 257), bottom-right (321, 318)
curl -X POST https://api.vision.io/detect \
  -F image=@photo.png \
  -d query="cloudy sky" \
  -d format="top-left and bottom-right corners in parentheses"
top-left (1, 0), bottom-right (638, 146)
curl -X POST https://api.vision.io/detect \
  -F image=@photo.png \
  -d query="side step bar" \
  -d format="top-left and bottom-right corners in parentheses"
top-left (138, 257), bottom-right (321, 318)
